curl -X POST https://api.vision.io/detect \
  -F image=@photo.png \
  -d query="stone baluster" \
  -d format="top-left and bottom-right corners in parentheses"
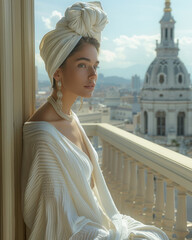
top-left (102, 142), bottom-right (109, 179)
top-left (133, 164), bottom-right (145, 221)
top-left (101, 140), bottom-right (107, 172)
top-left (110, 148), bottom-right (119, 200)
top-left (127, 160), bottom-right (137, 217)
top-left (112, 148), bottom-right (118, 182)
top-left (106, 145), bottom-right (114, 190)
top-left (120, 155), bottom-right (131, 215)
top-left (113, 151), bottom-right (124, 211)
top-left (122, 155), bottom-right (131, 192)
top-left (162, 181), bottom-right (175, 239)
top-left (105, 144), bottom-right (112, 183)
top-left (109, 145), bottom-right (114, 179)
top-left (154, 175), bottom-right (165, 228)
top-left (116, 151), bottom-right (124, 190)
top-left (143, 169), bottom-right (155, 225)
top-left (174, 188), bottom-right (188, 240)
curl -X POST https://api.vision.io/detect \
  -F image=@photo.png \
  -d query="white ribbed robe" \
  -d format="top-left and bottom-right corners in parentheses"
top-left (21, 110), bottom-right (169, 240)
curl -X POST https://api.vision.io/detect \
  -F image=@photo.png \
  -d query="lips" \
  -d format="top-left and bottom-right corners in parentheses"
top-left (84, 84), bottom-right (95, 87)
top-left (84, 86), bottom-right (95, 90)
top-left (84, 84), bottom-right (95, 90)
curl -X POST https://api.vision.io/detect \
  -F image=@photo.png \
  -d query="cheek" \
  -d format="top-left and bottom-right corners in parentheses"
top-left (64, 69), bottom-right (86, 88)
top-left (73, 69), bottom-right (87, 81)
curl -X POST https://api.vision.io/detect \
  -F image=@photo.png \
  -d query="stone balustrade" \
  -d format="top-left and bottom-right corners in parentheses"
top-left (83, 123), bottom-right (192, 240)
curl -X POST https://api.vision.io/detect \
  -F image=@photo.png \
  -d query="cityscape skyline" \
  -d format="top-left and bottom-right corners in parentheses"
top-left (35, 0), bottom-right (192, 81)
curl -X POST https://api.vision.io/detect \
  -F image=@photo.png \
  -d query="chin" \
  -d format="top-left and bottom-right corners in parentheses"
top-left (81, 92), bottom-right (94, 98)
top-left (83, 95), bottom-right (93, 99)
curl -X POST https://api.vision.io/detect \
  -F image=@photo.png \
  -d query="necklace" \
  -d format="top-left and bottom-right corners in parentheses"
top-left (47, 95), bottom-right (74, 121)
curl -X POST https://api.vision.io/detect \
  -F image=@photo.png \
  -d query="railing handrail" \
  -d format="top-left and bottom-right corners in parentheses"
top-left (82, 123), bottom-right (192, 193)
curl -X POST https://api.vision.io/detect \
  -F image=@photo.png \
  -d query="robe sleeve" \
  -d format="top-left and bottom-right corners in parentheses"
top-left (22, 141), bottom-right (112, 240)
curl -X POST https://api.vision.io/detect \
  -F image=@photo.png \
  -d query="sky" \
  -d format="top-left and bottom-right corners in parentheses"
top-left (35, 0), bottom-right (192, 81)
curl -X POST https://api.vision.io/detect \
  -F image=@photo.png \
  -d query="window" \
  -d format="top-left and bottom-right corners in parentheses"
top-left (177, 112), bottom-right (185, 136)
top-left (170, 28), bottom-right (173, 40)
top-left (161, 28), bottom-right (163, 41)
top-left (165, 28), bottom-right (168, 40)
top-left (159, 74), bottom-right (165, 84)
top-left (178, 74), bottom-right (183, 84)
top-left (156, 111), bottom-right (166, 136)
top-left (144, 111), bottom-right (148, 134)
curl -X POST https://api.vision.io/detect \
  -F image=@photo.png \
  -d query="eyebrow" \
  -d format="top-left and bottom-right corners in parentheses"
top-left (75, 57), bottom-right (99, 64)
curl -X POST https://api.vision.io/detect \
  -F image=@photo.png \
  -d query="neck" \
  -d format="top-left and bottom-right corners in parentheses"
top-left (51, 89), bottom-right (77, 115)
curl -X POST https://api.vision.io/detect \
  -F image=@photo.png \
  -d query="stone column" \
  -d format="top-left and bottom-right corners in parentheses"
top-left (140, 109), bottom-right (144, 134)
top-left (187, 109), bottom-right (192, 135)
top-left (0, 0), bottom-right (35, 239)
top-left (148, 109), bottom-right (154, 136)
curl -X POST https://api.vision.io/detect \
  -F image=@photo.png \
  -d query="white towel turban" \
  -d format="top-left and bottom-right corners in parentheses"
top-left (39, 1), bottom-right (108, 84)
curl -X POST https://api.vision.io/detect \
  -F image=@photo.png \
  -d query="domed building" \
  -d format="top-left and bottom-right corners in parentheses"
top-left (139, 0), bottom-right (192, 152)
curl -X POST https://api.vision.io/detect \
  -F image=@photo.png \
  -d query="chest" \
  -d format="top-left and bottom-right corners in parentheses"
top-left (57, 120), bottom-right (90, 158)
top-left (50, 120), bottom-right (95, 188)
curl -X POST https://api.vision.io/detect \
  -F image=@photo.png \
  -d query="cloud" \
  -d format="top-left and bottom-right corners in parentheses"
top-left (100, 49), bottom-right (116, 62)
top-left (99, 34), bottom-right (159, 68)
top-left (179, 36), bottom-right (192, 45)
top-left (98, 33), bottom-right (192, 78)
top-left (101, 36), bottom-right (109, 41)
top-left (51, 10), bottom-right (62, 19)
top-left (178, 36), bottom-right (192, 67)
top-left (113, 34), bottom-right (159, 53)
top-left (42, 10), bottom-right (62, 30)
top-left (42, 17), bottom-right (52, 30)
top-left (114, 35), bottom-right (141, 49)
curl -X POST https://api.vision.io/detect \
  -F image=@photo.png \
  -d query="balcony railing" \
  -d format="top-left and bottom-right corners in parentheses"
top-left (82, 123), bottom-right (192, 240)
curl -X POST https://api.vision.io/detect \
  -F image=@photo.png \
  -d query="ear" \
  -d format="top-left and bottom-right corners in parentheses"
top-left (53, 68), bottom-right (62, 82)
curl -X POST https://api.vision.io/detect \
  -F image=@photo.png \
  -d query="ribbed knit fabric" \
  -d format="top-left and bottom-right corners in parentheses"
top-left (21, 111), bottom-right (169, 240)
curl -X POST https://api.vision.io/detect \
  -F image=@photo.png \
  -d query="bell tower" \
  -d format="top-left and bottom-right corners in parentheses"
top-left (156, 0), bottom-right (179, 57)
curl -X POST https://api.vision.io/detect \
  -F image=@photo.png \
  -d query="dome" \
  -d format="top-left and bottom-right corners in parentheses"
top-left (143, 57), bottom-right (191, 90)
top-left (141, 0), bottom-right (192, 101)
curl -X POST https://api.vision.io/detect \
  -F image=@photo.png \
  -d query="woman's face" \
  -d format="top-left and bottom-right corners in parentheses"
top-left (60, 43), bottom-right (99, 98)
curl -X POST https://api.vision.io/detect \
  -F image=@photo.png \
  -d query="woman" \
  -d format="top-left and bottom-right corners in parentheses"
top-left (21, 2), bottom-right (169, 239)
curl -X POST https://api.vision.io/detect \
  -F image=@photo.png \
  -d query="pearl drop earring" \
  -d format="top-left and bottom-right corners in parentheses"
top-left (47, 79), bottom-right (73, 121)
top-left (56, 80), bottom-right (63, 109)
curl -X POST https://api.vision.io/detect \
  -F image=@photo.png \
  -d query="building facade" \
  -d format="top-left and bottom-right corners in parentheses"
top-left (131, 74), bottom-right (141, 93)
top-left (140, 0), bottom-right (192, 149)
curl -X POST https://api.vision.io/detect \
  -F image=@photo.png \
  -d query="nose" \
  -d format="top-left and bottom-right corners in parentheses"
top-left (88, 66), bottom-right (97, 80)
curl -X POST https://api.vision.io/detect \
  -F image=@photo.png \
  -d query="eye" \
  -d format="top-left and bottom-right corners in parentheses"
top-left (78, 63), bottom-right (87, 68)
